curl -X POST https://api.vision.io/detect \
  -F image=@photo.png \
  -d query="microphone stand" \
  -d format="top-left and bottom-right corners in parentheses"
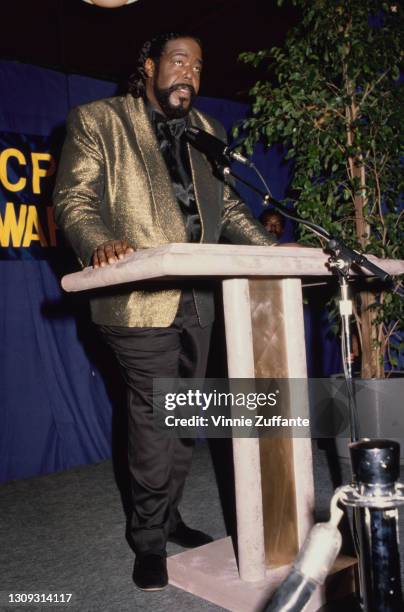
top-left (217, 162), bottom-right (402, 610)
top-left (220, 162), bottom-right (392, 443)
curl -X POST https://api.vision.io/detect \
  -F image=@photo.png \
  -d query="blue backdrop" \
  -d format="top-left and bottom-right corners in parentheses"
top-left (0, 60), bottom-right (340, 484)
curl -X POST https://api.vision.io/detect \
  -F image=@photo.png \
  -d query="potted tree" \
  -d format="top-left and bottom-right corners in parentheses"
top-left (237, 0), bottom-right (404, 380)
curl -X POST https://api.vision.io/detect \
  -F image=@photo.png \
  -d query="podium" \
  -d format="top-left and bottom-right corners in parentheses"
top-left (62, 244), bottom-right (403, 611)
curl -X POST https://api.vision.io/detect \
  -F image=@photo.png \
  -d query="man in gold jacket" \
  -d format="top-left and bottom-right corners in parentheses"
top-left (54, 32), bottom-right (275, 590)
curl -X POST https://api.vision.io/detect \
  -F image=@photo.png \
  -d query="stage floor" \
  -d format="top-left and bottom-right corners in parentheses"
top-left (1, 441), bottom-right (403, 611)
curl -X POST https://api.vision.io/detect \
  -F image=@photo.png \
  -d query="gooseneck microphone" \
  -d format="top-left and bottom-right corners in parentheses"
top-left (185, 126), bottom-right (253, 167)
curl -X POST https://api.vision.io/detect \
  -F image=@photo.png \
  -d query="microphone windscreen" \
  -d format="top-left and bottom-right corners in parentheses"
top-left (185, 127), bottom-right (229, 164)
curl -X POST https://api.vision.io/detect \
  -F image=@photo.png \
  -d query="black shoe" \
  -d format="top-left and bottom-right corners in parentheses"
top-left (133, 554), bottom-right (168, 591)
top-left (168, 521), bottom-right (213, 548)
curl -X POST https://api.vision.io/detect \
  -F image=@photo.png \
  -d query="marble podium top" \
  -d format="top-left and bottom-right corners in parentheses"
top-left (61, 243), bottom-right (404, 293)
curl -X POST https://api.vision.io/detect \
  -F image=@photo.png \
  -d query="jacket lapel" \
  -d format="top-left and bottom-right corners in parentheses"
top-left (188, 109), bottom-right (222, 243)
top-left (124, 95), bottom-right (187, 243)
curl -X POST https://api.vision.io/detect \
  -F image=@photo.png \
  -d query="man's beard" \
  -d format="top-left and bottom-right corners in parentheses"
top-left (153, 83), bottom-right (196, 119)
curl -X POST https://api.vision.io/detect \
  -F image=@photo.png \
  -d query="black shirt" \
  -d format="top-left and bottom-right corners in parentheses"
top-left (147, 103), bottom-right (201, 242)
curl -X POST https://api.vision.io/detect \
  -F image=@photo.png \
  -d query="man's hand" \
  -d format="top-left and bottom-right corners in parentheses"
top-left (92, 240), bottom-right (135, 268)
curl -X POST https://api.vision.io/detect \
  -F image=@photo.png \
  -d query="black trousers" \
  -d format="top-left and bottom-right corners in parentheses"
top-left (99, 292), bottom-right (212, 555)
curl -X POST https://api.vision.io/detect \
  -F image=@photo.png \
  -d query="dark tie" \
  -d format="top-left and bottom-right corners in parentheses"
top-left (154, 116), bottom-right (187, 141)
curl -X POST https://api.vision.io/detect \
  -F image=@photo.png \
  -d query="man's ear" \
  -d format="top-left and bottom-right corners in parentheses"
top-left (144, 58), bottom-right (155, 79)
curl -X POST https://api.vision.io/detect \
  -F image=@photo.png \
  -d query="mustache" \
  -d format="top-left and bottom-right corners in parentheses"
top-left (169, 83), bottom-right (196, 96)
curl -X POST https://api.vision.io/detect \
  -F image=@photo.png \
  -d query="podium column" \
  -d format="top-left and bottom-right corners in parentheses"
top-left (249, 278), bottom-right (315, 567)
top-left (222, 278), bottom-right (266, 582)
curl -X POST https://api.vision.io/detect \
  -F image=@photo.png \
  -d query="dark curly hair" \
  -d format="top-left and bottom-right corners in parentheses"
top-left (127, 32), bottom-right (202, 98)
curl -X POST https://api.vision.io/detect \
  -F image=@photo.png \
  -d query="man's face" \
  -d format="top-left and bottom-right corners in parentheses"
top-left (145, 37), bottom-right (202, 118)
top-left (264, 214), bottom-right (284, 238)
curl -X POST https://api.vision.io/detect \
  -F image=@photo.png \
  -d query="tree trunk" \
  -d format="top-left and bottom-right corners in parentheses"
top-left (359, 291), bottom-right (383, 378)
top-left (345, 95), bottom-right (384, 378)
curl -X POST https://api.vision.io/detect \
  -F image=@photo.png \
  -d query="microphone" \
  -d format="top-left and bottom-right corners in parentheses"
top-left (186, 126), bottom-right (253, 167)
top-left (265, 522), bottom-right (342, 611)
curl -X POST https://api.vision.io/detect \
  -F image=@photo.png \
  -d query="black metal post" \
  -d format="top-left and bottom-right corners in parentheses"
top-left (349, 439), bottom-right (404, 611)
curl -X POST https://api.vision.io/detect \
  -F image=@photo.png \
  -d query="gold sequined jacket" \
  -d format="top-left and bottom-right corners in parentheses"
top-left (53, 95), bottom-right (275, 327)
